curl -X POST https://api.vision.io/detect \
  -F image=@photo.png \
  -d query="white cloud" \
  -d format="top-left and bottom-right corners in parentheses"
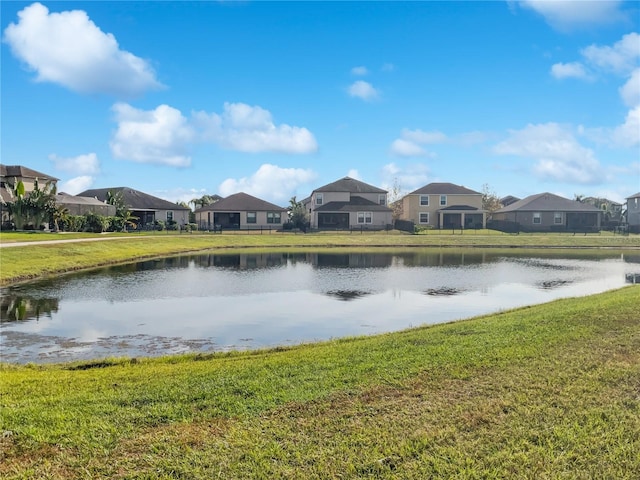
top-left (59, 175), bottom-right (94, 195)
top-left (351, 66), bottom-right (368, 76)
top-left (401, 129), bottom-right (448, 144)
top-left (381, 162), bottom-right (430, 193)
top-left (347, 169), bottom-right (361, 180)
top-left (49, 153), bottom-right (100, 175)
top-left (3, 2), bottom-right (162, 97)
top-left (110, 103), bottom-right (195, 167)
top-left (381, 63), bottom-right (395, 72)
top-left (611, 105), bottom-right (640, 147)
top-left (494, 123), bottom-right (604, 184)
top-left (518, 0), bottom-right (627, 31)
top-left (348, 80), bottom-right (380, 101)
top-left (550, 61), bottom-right (590, 80)
top-left (619, 68), bottom-right (640, 107)
top-left (389, 129), bottom-right (447, 157)
top-left (581, 32), bottom-right (640, 75)
top-left (390, 139), bottom-right (427, 157)
top-left (153, 187), bottom-right (210, 206)
top-left (218, 164), bottom-right (317, 204)
top-left (193, 102), bottom-right (318, 154)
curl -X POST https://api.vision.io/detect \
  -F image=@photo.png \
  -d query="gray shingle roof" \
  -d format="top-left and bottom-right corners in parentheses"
top-left (315, 196), bottom-right (392, 212)
top-left (626, 192), bottom-right (640, 199)
top-left (314, 176), bottom-right (387, 194)
top-left (495, 193), bottom-right (602, 213)
top-left (195, 192), bottom-right (285, 212)
top-left (0, 164), bottom-right (58, 181)
top-left (78, 187), bottom-right (189, 211)
top-left (409, 183), bottom-right (481, 195)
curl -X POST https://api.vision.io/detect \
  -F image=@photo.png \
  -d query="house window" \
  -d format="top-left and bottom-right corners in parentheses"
top-left (440, 195), bottom-right (447, 206)
top-left (419, 212), bottom-right (429, 224)
top-left (166, 211), bottom-right (173, 222)
top-left (316, 193), bottom-right (323, 206)
top-left (267, 212), bottom-right (281, 224)
top-left (357, 212), bottom-right (372, 224)
top-left (420, 195), bottom-right (429, 206)
top-left (247, 211), bottom-right (256, 224)
top-left (378, 194), bottom-right (386, 206)
top-left (554, 212), bottom-right (563, 224)
top-left (533, 212), bottom-right (541, 224)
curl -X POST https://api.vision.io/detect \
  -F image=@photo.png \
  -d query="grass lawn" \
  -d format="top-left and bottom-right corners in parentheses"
top-left (1, 286), bottom-right (639, 478)
top-left (1, 230), bottom-right (639, 286)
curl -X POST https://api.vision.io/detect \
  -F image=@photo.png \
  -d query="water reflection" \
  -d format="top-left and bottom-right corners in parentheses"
top-left (1, 250), bottom-right (638, 363)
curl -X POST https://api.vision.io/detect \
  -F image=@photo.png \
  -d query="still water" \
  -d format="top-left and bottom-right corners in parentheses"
top-left (1, 250), bottom-right (638, 363)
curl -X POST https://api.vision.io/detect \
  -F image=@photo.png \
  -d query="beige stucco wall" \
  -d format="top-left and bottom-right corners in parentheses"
top-left (402, 194), bottom-right (482, 227)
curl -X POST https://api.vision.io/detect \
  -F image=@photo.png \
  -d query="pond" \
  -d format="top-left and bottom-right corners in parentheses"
top-left (1, 249), bottom-right (639, 364)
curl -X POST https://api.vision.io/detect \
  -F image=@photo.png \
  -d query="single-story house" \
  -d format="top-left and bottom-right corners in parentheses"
top-left (55, 192), bottom-right (116, 216)
top-left (78, 187), bottom-right (190, 227)
top-left (303, 176), bottom-right (393, 230)
top-left (400, 182), bottom-right (486, 229)
top-left (492, 192), bottom-right (602, 232)
top-left (194, 192), bottom-right (286, 230)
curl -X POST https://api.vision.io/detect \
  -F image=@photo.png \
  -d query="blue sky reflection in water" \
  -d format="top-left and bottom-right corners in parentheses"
top-left (1, 250), bottom-right (638, 363)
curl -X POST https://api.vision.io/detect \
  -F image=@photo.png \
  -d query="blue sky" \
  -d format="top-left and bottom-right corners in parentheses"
top-left (2, 1), bottom-right (639, 206)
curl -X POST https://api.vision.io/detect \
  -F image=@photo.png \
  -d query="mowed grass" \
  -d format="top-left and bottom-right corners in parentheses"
top-left (1, 287), bottom-right (639, 478)
top-left (2, 230), bottom-right (639, 286)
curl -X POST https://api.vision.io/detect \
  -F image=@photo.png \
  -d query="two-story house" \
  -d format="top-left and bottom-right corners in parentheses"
top-left (627, 192), bottom-right (640, 233)
top-left (400, 183), bottom-right (486, 229)
top-left (1, 164), bottom-right (59, 224)
top-left (304, 177), bottom-right (392, 230)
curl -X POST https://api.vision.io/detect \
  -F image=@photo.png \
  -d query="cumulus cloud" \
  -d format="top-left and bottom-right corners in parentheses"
top-left (351, 66), bottom-right (368, 76)
top-left (518, 0), bottom-right (627, 31)
top-left (49, 153), bottom-right (100, 175)
top-left (348, 80), bottom-right (380, 101)
top-left (381, 162), bottom-right (430, 193)
top-left (153, 187), bottom-right (209, 205)
top-left (620, 68), bottom-right (640, 107)
top-left (581, 33), bottom-right (640, 75)
top-left (3, 2), bottom-right (162, 97)
top-left (494, 123), bottom-right (604, 184)
top-left (110, 103), bottom-right (195, 167)
top-left (550, 61), bottom-right (590, 80)
top-left (218, 164), bottom-right (317, 204)
top-left (611, 105), bottom-right (640, 147)
top-left (193, 102), bottom-right (318, 154)
top-left (347, 169), bottom-right (361, 180)
top-left (389, 129), bottom-right (448, 157)
top-left (59, 175), bottom-right (94, 195)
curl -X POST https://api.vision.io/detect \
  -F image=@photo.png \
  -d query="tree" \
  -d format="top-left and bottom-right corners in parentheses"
top-left (190, 194), bottom-right (220, 210)
top-left (106, 189), bottom-right (138, 231)
top-left (481, 183), bottom-right (502, 213)
top-left (387, 177), bottom-right (404, 222)
top-left (288, 196), bottom-right (308, 229)
top-left (6, 178), bottom-right (56, 230)
top-left (51, 204), bottom-right (69, 232)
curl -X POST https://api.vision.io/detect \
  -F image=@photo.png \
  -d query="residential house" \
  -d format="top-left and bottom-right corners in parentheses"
top-left (304, 177), bottom-right (392, 230)
top-left (582, 196), bottom-right (624, 224)
top-left (1, 165), bottom-right (58, 223)
top-left (499, 195), bottom-right (520, 207)
top-left (78, 187), bottom-right (190, 228)
top-left (626, 192), bottom-right (640, 233)
top-left (194, 192), bottom-right (286, 230)
top-left (492, 192), bottom-right (602, 232)
top-left (55, 192), bottom-right (116, 216)
top-left (400, 183), bottom-right (486, 229)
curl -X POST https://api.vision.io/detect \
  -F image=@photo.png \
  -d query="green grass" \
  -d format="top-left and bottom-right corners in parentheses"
top-left (1, 286), bottom-right (639, 478)
top-left (2, 230), bottom-right (639, 286)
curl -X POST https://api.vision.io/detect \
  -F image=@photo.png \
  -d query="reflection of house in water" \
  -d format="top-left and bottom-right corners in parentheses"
top-left (193, 253), bottom-right (290, 270)
top-left (326, 290), bottom-right (371, 301)
top-left (311, 253), bottom-right (394, 268)
top-left (0, 294), bottom-right (59, 321)
top-left (398, 251), bottom-right (489, 267)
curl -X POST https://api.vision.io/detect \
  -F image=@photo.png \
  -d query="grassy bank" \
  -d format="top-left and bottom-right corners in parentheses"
top-left (1, 287), bottom-right (639, 478)
top-left (1, 230), bottom-right (639, 286)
